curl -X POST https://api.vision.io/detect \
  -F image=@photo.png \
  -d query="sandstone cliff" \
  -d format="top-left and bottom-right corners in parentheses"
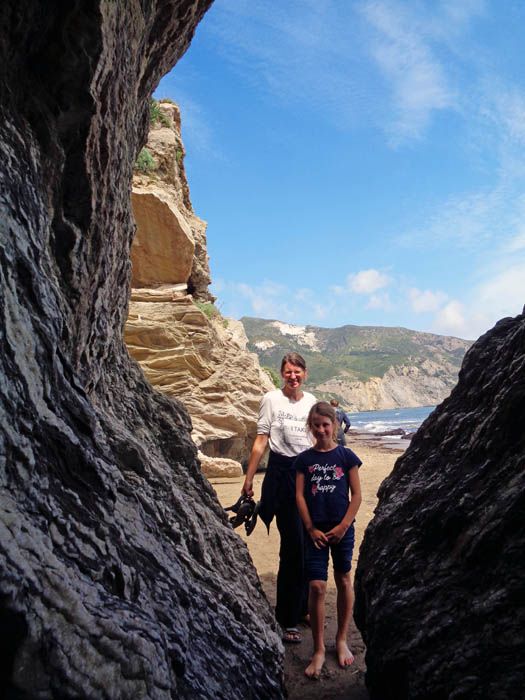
top-left (0, 3), bottom-right (284, 698)
top-left (124, 102), bottom-right (274, 474)
top-left (132, 101), bottom-right (211, 301)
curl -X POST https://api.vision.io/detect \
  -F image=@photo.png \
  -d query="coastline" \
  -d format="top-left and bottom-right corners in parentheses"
top-left (210, 438), bottom-right (402, 699)
top-left (349, 428), bottom-right (413, 452)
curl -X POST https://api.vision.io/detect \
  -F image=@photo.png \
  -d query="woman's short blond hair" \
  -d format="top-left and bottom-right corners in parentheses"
top-left (280, 352), bottom-right (307, 372)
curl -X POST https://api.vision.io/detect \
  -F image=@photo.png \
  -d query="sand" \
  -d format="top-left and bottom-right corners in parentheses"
top-left (210, 435), bottom-right (403, 700)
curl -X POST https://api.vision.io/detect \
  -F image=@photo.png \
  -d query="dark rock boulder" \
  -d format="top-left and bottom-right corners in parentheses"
top-left (0, 2), bottom-right (284, 698)
top-left (374, 428), bottom-right (411, 438)
top-left (354, 313), bottom-right (525, 699)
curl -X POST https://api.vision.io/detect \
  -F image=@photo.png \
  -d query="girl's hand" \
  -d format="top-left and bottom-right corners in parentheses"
top-left (308, 527), bottom-right (329, 549)
top-left (326, 523), bottom-right (348, 544)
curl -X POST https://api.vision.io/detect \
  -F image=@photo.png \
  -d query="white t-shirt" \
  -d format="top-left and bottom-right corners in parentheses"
top-left (257, 389), bottom-right (317, 458)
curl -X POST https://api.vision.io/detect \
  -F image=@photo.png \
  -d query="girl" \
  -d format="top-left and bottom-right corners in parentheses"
top-left (295, 401), bottom-right (362, 679)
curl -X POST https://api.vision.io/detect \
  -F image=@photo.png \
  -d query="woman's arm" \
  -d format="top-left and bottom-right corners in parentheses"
top-left (241, 434), bottom-right (269, 497)
top-left (296, 472), bottom-right (328, 549)
top-left (326, 465), bottom-right (362, 543)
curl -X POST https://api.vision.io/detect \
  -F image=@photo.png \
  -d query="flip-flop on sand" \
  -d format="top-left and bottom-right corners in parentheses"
top-left (283, 627), bottom-right (302, 643)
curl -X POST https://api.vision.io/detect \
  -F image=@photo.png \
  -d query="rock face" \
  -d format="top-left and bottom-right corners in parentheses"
top-left (124, 297), bottom-right (274, 469)
top-left (0, 2), bottom-right (284, 699)
top-left (316, 363), bottom-right (457, 412)
top-left (354, 313), bottom-right (525, 699)
top-left (132, 101), bottom-right (212, 301)
top-left (124, 108), bottom-right (274, 470)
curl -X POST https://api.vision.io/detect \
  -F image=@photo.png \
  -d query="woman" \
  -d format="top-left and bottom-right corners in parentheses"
top-left (242, 352), bottom-right (316, 643)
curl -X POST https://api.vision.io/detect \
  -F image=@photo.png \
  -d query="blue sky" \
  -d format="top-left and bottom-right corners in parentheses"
top-left (155, 0), bottom-right (525, 341)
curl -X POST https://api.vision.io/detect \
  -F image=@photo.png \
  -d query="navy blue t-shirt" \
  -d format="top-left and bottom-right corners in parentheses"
top-left (294, 445), bottom-right (361, 523)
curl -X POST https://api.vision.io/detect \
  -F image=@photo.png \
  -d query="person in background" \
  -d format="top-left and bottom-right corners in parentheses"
top-left (330, 399), bottom-right (351, 446)
top-left (242, 352), bottom-right (316, 644)
top-left (295, 401), bottom-right (362, 679)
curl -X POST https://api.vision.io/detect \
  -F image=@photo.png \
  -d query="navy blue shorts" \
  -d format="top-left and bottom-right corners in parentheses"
top-left (305, 521), bottom-right (355, 582)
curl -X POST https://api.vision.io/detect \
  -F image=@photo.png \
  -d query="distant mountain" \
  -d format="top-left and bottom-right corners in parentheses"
top-left (241, 317), bottom-right (473, 412)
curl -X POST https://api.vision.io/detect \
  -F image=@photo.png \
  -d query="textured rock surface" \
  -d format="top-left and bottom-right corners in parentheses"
top-left (124, 298), bottom-right (274, 465)
top-left (125, 107), bottom-right (274, 467)
top-left (131, 188), bottom-right (195, 287)
top-left (0, 2), bottom-right (284, 698)
top-left (354, 313), bottom-right (525, 699)
top-left (133, 101), bottom-right (212, 301)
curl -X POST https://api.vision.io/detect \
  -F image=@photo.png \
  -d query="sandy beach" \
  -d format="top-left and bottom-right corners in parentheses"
top-left (210, 434), bottom-right (403, 700)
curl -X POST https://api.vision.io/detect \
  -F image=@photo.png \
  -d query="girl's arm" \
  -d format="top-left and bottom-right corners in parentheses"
top-left (326, 465), bottom-right (362, 543)
top-left (296, 472), bottom-right (329, 549)
top-left (241, 434), bottom-right (269, 497)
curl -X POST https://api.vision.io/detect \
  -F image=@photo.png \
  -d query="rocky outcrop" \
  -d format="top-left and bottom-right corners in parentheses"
top-left (124, 105), bottom-right (274, 471)
top-left (133, 101), bottom-right (212, 301)
top-left (317, 362), bottom-right (458, 412)
top-left (0, 2), bottom-right (284, 699)
top-left (354, 312), bottom-right (525, 699)
top-left (124, 296), bottom-right (274, 470)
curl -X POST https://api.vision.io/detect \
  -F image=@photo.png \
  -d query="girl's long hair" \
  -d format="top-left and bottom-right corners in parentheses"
top-left (307, 401), bottom-right (338, 441)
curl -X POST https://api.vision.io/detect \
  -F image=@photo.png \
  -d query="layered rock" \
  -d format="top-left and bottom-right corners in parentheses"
top-left (354, 312), bottom-right (525, 699)
top-left (0, 2), bottom-right (284, 698)
top-left (124, 297), bottom-right (274, 469)
top-left (124, 103), bottom-right (274, 472)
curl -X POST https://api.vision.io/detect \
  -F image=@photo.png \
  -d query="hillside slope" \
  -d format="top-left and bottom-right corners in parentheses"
top-left (241, 317), bottom-right (472, 411)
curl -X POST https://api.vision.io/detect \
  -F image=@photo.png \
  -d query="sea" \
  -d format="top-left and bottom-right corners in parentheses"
top-left (345, 405), bottom-right (436, 450)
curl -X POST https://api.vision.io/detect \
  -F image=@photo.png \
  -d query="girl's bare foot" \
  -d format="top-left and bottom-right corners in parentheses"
top-left (305, 650), bottom-right (325, 679)
top-left (336, 639), bottom-right (355, 668)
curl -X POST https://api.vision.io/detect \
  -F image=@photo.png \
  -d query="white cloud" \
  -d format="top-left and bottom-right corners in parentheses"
top-left (409, 288), bottom-right (448, 313)
top-left (505, 228), bottom-right (525, 253)
top-left (475, 263), bottom-right (525, 319)
top-left (491, 87), bottom-right (525, 145)
top-left (367, 293), bottom-right (392, 310)
top-left (427, 259), bottom-right (525, 339)
top-left (347, 269), bottom-right (390, 294)
top-left (430, 300), bottom-right (488, 339)
top-left (358, 1), bottom-right (455, 143)
top-left (432, 300), bottom-right (468, 334)
top-left (215, 279), bottom-right (298, 321)
top-left (399, 185), bottom-right (509, 250)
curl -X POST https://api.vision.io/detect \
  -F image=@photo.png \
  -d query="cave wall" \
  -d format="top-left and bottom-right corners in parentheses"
top-left (354, 312), bottom-right (525, 699)
top-left (0, 2), bottom-right (284, 698)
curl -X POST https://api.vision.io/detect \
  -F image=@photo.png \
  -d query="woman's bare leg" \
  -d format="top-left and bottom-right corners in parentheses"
top-left (334, 570), bottom-right (355, 668)
top-left (305, 580), bottom-right (327, 679)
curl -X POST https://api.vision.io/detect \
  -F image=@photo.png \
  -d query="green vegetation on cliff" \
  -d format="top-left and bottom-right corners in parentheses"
top-left (241, 316), bottom-right (472, 396)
